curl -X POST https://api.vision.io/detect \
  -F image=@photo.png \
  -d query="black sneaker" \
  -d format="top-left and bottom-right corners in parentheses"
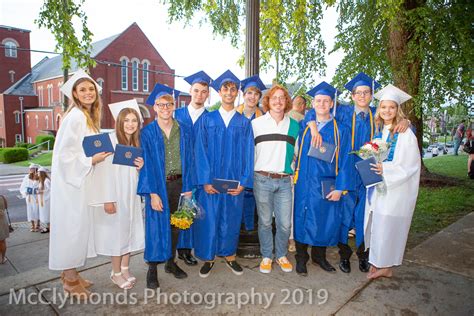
top-left (225, 260), bottom-right (244, 276)
top-left (199, 262), bottom-right (215, 278)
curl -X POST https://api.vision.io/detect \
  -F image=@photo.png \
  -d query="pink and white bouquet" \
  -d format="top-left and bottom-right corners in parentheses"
top-left (355, 139), bottom-right (391, 161)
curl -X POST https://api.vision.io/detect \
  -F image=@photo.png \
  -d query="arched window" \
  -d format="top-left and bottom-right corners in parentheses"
top-left (9, 70), bottom-right (15, 83)
top-left (45, 115), bottom-right (49, 129)
top-left (3, 40), bottom-right (17, 58)
top-left (120, 57), bottom-right (129, 90)
top-left (132, 59), bottom-right (139, 91)
top-left (37, 86), bottom-right (44, 107)
top-left (57, 82), bottom-right (63, 102)
top-left (47, 84), bottom-right (53, 106)
top-left (97, 78), bottom-right (104, 95)
top-left (14, 111), bottom-right (20, 124)
top-left (35, 115), bottom-right (39, 128)
top-left (142, 60), bottom-right (150, 92)
top-left (26, 115), bottom-right (30, 127)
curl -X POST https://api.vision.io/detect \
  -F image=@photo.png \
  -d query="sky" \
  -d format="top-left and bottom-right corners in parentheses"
top-left (0, 0), bottom-right (343, 95)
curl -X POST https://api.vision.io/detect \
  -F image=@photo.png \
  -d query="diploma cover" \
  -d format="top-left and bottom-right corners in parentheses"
top-left (212, 178), bottom-right (240, 193)
top-left (82, 133), bottom-right (114, 157)
top-left (308, 142), bottom-right (337, 163)
top-left (112, 144), bottom-right (143, 167)
top-left (355, 157), bottom-right (383, 188)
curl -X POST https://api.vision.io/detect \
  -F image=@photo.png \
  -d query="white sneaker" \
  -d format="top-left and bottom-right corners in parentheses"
top-left (259, 258), bottom-right (272, 274)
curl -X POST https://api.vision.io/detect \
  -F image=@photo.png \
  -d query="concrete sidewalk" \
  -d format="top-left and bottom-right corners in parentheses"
top-left (0, 164), bottom-right (31, 176)
top-left (0, 213), bottom-right (473, 315)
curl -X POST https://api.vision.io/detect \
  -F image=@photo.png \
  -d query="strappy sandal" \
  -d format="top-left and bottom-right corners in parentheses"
top-left (1, 257), bottom-right (7, 264)
top-left (121, 266), bottom-right (137, 284)
top-left (63, 277), bottom-right (91, 300)
top-left (110, 271), bottom-right (133, 289)
top-left (61, 272), bottom-right (94, 288)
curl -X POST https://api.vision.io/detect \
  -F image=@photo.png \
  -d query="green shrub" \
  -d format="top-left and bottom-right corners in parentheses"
top-left (0, 148), bottom-right (5, 163)
top-left (14, 142), bottom-right (33, 149)
top-left (2, 147), bottom-right (28, 163)
top-left (35, 135), bottom-right (55, 150)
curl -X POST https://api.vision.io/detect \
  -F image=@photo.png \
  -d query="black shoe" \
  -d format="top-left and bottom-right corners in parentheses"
top-left (359, 258), bottom-right (370, 273)
top-left (339, 259), bottom-right (351, 273)
top-left (313, 259), bottom-right (336, 272)
top-left (164, 260), bottom-right (188, 279)
top-left (199, 262), bottom-right (215, 278)
top-left (225, 260), bottom-right (244, 276)
top-left (146, 265), bottom-right (159, 289)
top-left (178, 253), bottom-right (198, 266)
top-left (295, 261), bottom-right (308, 277)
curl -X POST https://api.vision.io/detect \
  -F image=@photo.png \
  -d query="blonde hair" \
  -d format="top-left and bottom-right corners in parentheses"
top-left (375, 100), bottom-right (406, 135)
top-left (65, 78), bottom-right (101, 133)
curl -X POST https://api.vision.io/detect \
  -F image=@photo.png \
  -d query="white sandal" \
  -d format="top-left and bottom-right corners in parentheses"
top-left (110, 271), bottom-right (133, 289)
top-left (121, 266), bottom-right (137, 284)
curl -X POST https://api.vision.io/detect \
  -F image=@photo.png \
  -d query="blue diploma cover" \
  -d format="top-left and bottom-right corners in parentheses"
top-left (321, 178), bottom-right (336, 199)
top-left (112, 144), bottom-right (143, 167)
top-left (308, 142), bottom-right (337, 163)
top-left (355, 157), bottom-right (383, 188)
top-left (82, 133), bottom-right (114, 157)
top-left (212, 178), bottom-right (240, 193)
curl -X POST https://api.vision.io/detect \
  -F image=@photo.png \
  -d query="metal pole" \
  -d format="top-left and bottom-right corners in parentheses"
top-left (245, 0), bottom-right (260, 77)
top-left (19, 97), bottom-right (24, 143)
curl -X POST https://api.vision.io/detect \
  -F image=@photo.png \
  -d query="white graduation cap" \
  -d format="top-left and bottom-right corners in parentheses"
top-left (38, 167), bottom-right (49, 173)
top-left (60, 69), bottom-right (102, 101)
top-left (29, 163), bottom-right (40, 169)
top-left (108, 99), bottom-right (143, 123)
top-left (374, 84), bottom-right (412, 106)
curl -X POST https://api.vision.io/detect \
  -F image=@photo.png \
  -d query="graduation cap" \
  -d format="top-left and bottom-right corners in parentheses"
top-left (60, 69), bottom-right (102, 101)
top-left (29, 163), bottom-right (40, 169)
top-left (306, 81), bottom-right (341, 116)
top-left (108, 99), bottom-right (143, 122)
top-left (374, 84), bottom-right (412, 105)
top-left (146, 83), bottom-right (174, 106)
top-left (38, 167), bottom-right (49, 173)
top-left (240, 75), bottom-right (266, 93)
top-left (210, 70), bottom-right (240, 92)
top-left (184, 71), bottom-right (212, 86)
top-left (344, 72), bottom-right (381, 92)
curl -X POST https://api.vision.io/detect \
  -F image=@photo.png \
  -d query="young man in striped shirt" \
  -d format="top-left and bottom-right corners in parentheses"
top-left (251, 84), bottom-right (299, 274)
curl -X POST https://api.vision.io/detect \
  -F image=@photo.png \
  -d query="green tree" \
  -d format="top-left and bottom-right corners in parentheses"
top-left (36, 0), bottom-right (95, 110)
top-left (160, 0), bottom-right (327, 82)
top-left (329, 0), bottom-right (473, 170)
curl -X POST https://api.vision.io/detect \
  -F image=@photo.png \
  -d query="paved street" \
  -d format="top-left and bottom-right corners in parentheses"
top-left (0, 173), bottom-right (28, 223)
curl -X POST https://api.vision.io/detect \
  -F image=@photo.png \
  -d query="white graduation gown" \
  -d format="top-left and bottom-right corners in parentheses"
top-left (364, 127), bottom-right (421, 268)
top-left (91, 133), bottom-right (145, 256)
top-left (49, 107), bottom-right (101, 270)
top-left (19, 176), bottom-right (39, 221)
top-left (38, 179), bottom-right (51, 224)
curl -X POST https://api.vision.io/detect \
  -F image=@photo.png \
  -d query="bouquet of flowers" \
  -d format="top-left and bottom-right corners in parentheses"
top-left (352, 139), bottom-right (391, 194)
top-left (170, 193), bottom-right (204, 230)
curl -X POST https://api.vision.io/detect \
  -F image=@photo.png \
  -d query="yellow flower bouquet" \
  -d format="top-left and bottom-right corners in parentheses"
top-left (170, 194), bottom-right (203, 230)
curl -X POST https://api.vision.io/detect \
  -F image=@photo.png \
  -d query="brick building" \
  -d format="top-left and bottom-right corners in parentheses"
top-left (0, 23), bottom-right (190, 147)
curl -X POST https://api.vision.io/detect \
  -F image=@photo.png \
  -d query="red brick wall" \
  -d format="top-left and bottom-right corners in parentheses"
top-left (0, 27), bottom-right (31, 93)
top-left (24, 109), bottom-right (56, 144)
top-left (33, 77), bottom-right (64, 108)
top-left (0, 94), bottom-right (37, 147)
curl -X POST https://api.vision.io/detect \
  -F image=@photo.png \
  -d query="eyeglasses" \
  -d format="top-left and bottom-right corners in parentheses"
top-left (353, 91), bottom-right (371, 97)
top-left (156, 102), bottom-right (174, 109)
top-left (270, 96), bottom-right (286, 102)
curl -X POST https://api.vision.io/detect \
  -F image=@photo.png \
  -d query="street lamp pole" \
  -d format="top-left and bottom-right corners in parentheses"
top-left (19, 96), bottom-right (24, 143)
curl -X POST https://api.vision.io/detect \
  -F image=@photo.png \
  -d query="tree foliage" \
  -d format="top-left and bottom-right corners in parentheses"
top-left (160, 0), bottom-right (327, 83)
top-left (35, 0), bottom-right (95, 70)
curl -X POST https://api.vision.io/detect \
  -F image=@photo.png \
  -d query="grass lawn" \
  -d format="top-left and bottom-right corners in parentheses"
top-left (407, 154), bottom-right (473, 248)
top-left (13, 152), bottom-right (53, 167)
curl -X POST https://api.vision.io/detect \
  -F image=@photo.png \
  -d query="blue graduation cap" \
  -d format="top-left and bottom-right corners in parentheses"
top-left (173, 89), bottom-right (182, 100)
top-left (210, 70), bottom-right (240, 92)
top-left (184, 71), bottom-right (212, 86)
top-left (306, 81), bottom-right (340, 100)
top-left (240, 75), bottom-right (266, 93)
top-left (344, 72), bottom-right (381, 92)
top-left (307, 81), bottom-right (341, 116)
top-left (146, 83), bottom-right (174, 106)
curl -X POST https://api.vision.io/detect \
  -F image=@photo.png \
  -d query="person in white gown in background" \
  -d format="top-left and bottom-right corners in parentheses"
top-left (92, 100), bottom-right (145, 290)
top-left (365, 84), bottom-right (421, 279)
top-left (37, 167), bottom-right (51, 234)
top-left (48, 70), bottom-right (111, 299)
top-left (19, 164), bottom-right (40, 232)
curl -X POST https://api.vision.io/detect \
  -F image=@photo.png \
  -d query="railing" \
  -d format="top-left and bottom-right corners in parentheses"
top-left (27, 140), bottom-right (51, 152)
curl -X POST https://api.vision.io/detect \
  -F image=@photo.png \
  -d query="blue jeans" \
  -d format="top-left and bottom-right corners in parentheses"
top-left (454, 137), bottom-right (462, 155)
top-left (253, 172), bottom-right (293, 259)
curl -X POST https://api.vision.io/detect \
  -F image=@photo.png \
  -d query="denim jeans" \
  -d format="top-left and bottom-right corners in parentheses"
top-left (454, 137), bottom-right (461, 155)
top-left (253, 172), bottom-right (293, 259)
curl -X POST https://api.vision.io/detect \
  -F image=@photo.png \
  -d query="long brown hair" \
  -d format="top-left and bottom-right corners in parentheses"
top-left (38, 171), bottom-right (50, 190)
top-left (65, 77), bottom-right (101, 133)
top-left (115, 108), bottom-right (141, 147)
top-left (28, 168), bottom-right (38, 180)
top-left (375, 100), bottom-right (406, 135)
top-left (261, 84), bottom-right (292, 113)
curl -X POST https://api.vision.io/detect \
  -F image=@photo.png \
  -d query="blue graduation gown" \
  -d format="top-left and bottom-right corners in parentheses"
top-left (137, 120), bottom-right (194, 262)
top-left (294, 119), bottom-right (351, 246)
top-left (193, 110), bottom-right (254, 260)
top-left (174, 107), bottom-right (208, 250)
top-left (304, 105), bottom-right (376, 247)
